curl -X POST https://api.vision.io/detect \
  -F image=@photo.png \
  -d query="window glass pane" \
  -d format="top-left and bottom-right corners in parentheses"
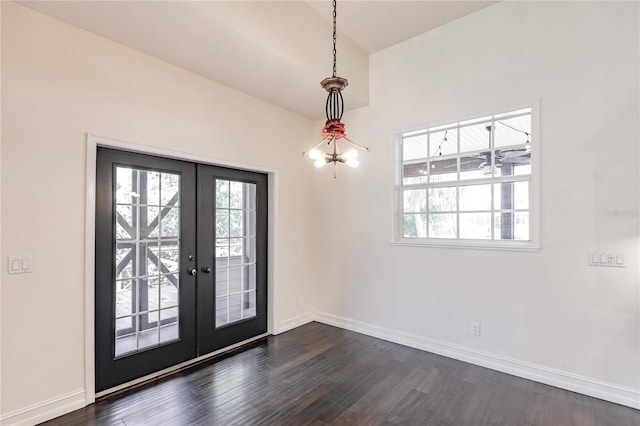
top-left (160, 173), bottom-right (180, 206)
top-left (215, 180), bottom-right (229, 208)
top-left (402, 134), bottom-right (428, 161)
top-left (139, 311), bottom-right (160, 350)
top-left (459, 184), bottom-right (491, 211)
top-left (141, 170), bottom-right (160, 206)
top-left (230, 181), bottom-right (244, 209)
top-left (160, 208), bottom-right (180, 238)
top-left (145, 207), bottom-right (160, 238)
top-left (460, 213), bottom-right (492, 239)
top-left (245, 183), bottom-right (256, 210)
top-left (495, 150), bottom-right (530, 176)
top-left (243, 291), bottom-right (256, 319)
top-left (514, 212), bottom-right (530, 240)
top-left (160, 245), bottom-right (180, 274)
top-left (229, 294), bottom-right (242, 323)
top-left (429, 130), bottom-right (457, 157)
top-left (494, 211), bottom-right (530, 240)
top-left (216, 211), bottom-right (229, 237)
top-left (428, 214), bottom-right (456, 238)
top-left (116, 246), bottom-right (133, 280)
top-left (403, 189), bottom-right (426, 213)
top-left (159, 307), bottom-right (179, 344)
top-left (514, 182), bottom-right (529, 209)
top-left (495, 114), bottom-right (531, 148)
top-left (403, 162), bottom-right (429, 185)
top-left (229, 210), bottom-right (243, 237)
top-left (116, 205), bottom-right (134, 240)
top-left (514, 163), bottom-right (531, 176)
top-left (403, 214), bottom-right (427, 238)
top-left (243, 238), bottom-right (256, 264)
top-left (160, 274), bottom-right (178, 309)
top-left (115, 280), bottom-right (134, 317)
top-left (160, 324), bottom-right (179, 344)
top-left (428, 187), bottom-right (456, 212)
top-left (116, 167), bottom-right (134, 204)
top-left (428, 157), bottom-right (458, 182)
top-left (460, 168), bottom-right (488, 180)
top-left (460, 122), bottom-right (491, 153)
top-left (493, 181), bottom-right (529, 210)
top-left (216, 268), bottom-right (229, 297)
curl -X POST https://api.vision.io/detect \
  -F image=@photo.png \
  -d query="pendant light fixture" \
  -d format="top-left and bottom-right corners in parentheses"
top-left (303, 0), bottom-right (369, 178)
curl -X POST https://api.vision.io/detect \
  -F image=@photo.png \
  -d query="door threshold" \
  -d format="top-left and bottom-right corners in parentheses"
top-left (95, 332), bottom-right (270, 399)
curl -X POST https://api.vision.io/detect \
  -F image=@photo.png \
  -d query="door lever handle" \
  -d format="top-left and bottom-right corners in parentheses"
top-left (188, 267), bottom-right (197, 276)
top-left (202, 267), bottom-right (212, 274)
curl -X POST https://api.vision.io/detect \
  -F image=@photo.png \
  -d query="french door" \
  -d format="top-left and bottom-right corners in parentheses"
top-left (95, 148), bottom-right (267, 392)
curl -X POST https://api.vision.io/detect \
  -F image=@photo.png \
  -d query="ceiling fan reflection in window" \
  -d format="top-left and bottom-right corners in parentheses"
top-left (437, 123), bottom-right (531, 176)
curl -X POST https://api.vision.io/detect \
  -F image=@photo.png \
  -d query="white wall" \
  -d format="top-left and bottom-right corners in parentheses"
top-left (2, 0), bottom-right (640, 423)
top-left (0, 2), bottom-right (316, 420)
top-left (312, 0), bottom-right (640, 404)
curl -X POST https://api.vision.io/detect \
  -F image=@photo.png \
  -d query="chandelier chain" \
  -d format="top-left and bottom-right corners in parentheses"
top-left (332, 0), bottom-right (337, 77)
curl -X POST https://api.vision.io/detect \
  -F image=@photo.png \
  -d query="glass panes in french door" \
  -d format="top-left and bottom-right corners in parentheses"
top-left (114, 166), bottom-right (182, 357)
top-left (214, 179), bottom-right (257, 327)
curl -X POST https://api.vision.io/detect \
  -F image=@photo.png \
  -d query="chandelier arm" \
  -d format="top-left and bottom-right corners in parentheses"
top-left (343, 136), bottom-right (371, 152)
top-left (302, 136), bottom-right (331, 156)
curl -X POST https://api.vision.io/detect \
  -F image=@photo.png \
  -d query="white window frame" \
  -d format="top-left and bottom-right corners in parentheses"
top-left (391, 102), bottom-right (541, 251)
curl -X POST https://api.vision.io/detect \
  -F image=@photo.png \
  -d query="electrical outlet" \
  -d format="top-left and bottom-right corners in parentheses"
top-left (470, 322), bottom-right (481, 336)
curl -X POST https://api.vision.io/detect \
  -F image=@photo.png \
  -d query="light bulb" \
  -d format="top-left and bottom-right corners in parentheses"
top-left (314, 159), bottom-right (326, 168)
top-left (345, 158), bottom-right (359, 168)
top-left (308, 148), bottom-right (324, 161)
top-left (342, 148), bottom-right (358, 161)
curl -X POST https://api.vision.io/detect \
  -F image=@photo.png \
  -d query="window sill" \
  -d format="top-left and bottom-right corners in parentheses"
top-left (389, 239), bottom-right (541, 252)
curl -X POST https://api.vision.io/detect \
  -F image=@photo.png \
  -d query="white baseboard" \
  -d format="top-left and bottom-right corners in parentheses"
top-left (314, 311), bottom-right (640, 410)
top-left (277, 312), bottom-right (314, 334)
top-left (0, 389), bottom-right (86, 426)
top-left (5, 311), bottom-right (637, 425)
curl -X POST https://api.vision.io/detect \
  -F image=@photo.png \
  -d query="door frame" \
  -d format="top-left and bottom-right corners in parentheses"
top-left (84, 134), bottom-right (280, 404)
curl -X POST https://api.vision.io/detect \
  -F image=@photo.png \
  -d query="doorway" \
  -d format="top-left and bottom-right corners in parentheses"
top-left (95, 147), bottom-right (268, 392)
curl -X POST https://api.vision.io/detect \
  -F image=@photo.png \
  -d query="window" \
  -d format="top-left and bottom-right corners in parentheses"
top-left (396, 107), bottom-right (538, 249)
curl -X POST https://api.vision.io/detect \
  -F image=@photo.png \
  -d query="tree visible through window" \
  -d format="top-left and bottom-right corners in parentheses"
top-left (398, 108), bottom-right (534, 244)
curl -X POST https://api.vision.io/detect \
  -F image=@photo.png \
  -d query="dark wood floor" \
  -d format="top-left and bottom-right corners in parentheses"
top-left (44, 322), bottom-right (640, 425)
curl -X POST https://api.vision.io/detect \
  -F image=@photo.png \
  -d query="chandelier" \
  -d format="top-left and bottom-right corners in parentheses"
top-left (303, 0), bottom-right (369, 178)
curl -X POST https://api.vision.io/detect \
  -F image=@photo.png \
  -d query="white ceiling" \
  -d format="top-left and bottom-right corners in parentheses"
top-left (19, 1), bottom-right (496, 119)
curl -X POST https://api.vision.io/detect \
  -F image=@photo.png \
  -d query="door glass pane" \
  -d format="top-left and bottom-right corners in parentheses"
top-left (215, 179), bottom-right (257, 327)
top-left (114, 167), bottom-right (181, 357)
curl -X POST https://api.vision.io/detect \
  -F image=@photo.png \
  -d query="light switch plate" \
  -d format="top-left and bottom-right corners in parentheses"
top-left (589, 252), bottom-right (624, 268)
top-left (8, 256), bottom-right (32, 274)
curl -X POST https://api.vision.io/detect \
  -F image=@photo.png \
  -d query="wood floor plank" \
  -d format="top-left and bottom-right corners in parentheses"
top-left (41, 323), bottom-right (640, 426)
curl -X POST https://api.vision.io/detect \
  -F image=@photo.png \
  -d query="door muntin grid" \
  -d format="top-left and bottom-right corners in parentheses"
top-left (214, 179), bottom-right (257, 328)
top-left (114, 166), bottom-right (182, 357)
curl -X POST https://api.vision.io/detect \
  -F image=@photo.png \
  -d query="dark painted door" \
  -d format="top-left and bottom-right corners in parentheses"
top-left (95, 148), bottom-right (267, 393)
top-left (196, 165), bottom-right (268, 355)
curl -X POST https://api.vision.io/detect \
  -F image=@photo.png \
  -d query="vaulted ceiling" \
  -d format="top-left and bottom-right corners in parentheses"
top-left (20, 1), bottom-right (496, 119)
